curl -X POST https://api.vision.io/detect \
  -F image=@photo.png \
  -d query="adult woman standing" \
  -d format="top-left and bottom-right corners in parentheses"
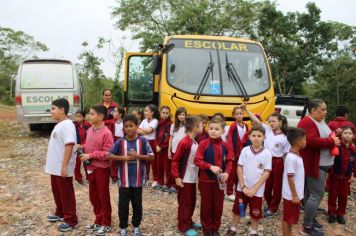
top-left (101, 89), bottom-right (118, 121)
top-left (297, 99), bottom-right (340, 236)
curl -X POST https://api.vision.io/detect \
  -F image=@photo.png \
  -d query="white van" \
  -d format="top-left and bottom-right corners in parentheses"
top-left (15, 59), bottom-right (82, 131)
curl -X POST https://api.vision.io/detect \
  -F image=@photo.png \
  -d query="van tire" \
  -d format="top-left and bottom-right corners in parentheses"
top-left (29, 124), bottom-right (40, 131)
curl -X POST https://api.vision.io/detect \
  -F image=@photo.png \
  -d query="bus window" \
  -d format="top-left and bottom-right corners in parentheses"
top-left (127, 56), bottom-right (153, 101)
top-left (20, 62), bottom-right (74, 89)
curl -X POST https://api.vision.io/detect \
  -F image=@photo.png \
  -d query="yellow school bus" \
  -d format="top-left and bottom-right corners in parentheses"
top-left (123, 35), bottom-right (275, 122)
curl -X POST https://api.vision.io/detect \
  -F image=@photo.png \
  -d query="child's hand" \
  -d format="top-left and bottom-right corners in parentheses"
top-left (128, 149), bottom-right (137, 157)
top-left (122, 155), bottom-right (136, 162)
top-left (291, 195), bottom-right (300, 205)
top-left (80, 154), bottom-right (90, 162)
top-left (210, 165), bottom-right (221, 175)
top-left (240, 103), bottom-right (247, 111)
top-left (220, 173), bottom-right (229, 182)
top-left (156, 145), bottom-right (161, 153)
top-left (246, 187), bottom-right (257, 198)
top-left (60, 166), bottom-right (67, 178)
top-left (76, 144), bottom-right (84, 149)
top-left (175, 178), bottom-right (184, 188)
top-left (168, 151), bottom-right (172, 159)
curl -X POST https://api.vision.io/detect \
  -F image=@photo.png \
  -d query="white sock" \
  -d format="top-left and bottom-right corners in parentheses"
top-left (250, 229), bottom-right (257, 234)
top-left (230, 226), bottom-right (237, 232)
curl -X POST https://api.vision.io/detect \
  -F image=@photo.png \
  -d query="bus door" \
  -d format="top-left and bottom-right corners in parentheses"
top-left (124, 52), bottom-right (159, 111)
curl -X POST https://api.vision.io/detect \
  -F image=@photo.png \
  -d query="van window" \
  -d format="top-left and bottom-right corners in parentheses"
top-left (20, 63), bottom-right (74, 89)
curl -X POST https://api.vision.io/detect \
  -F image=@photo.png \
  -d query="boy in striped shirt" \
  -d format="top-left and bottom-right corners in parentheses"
top-left (108, 115), bottom-right (154, 236)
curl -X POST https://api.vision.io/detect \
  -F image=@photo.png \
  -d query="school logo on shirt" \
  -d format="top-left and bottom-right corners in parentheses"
top-left (52, 132), bottom-right (57, 139)
top-left (275, 143), bottom-right (280, 149)
top-left (257, 163), bottom-right (264, 169)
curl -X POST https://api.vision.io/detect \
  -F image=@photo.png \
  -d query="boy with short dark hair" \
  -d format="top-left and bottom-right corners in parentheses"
top-left (282, 128), bottom-right (306, 236)
top-left (194, 117), bottom-right (234, 235)
top-left (226, 125), bottom-right (272, 236)
top-left (171, 116), bottom-right (203, 235)
top-left (108, 115), bottom-right (154, 236)
top-left (45, 98), bottom-right (78, 232)
top-left (80, 105), bottom-right (114, 236)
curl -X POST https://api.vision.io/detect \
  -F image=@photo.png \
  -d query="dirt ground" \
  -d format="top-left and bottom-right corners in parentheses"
top-left (0, 104), bottom-right (355, 236)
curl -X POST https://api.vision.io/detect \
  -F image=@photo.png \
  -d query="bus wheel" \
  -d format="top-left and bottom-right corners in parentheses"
top-left (29, 124), bottom-right (41, 131)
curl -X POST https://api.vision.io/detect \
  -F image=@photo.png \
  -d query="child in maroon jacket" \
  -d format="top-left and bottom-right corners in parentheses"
top-left (104, 107), bottom-right (125, 183)
top-left (171, 116), bottom-right (203, 235)
top-left (74, 110), bottom-right (91, 184)
top-left (155, 106), bottom-right (172, 191)
top-left (194, 117), bottom-right (234, 235)
top-left (328, 126), bottom-right (356, 224)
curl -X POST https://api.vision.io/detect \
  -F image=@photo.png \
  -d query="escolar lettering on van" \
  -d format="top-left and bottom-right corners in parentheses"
top-left (26, 95), bottom-right (69, 104)
top-left (184, 40), bottom-right (248, 51)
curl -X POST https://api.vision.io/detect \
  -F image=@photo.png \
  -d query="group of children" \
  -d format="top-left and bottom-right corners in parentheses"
top-left (45, 97), bottom-right (356, 236)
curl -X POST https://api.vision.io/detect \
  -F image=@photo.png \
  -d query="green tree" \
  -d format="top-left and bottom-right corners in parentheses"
top-left (312, 54), bottom-right (356, 123)
top-left (0, 27), bottom-right (48, 104)
top-left (112, 0), bottom-right (354, 96)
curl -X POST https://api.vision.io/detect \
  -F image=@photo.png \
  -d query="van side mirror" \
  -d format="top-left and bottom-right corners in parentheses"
top-left (152, 55), bottom-right (162, 75)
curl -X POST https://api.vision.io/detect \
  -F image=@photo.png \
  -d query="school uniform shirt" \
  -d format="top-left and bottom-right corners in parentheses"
top-left (282, 152), bottom-right (305, 200)
top-left (331, 143), bottom-right (356, 179)
top-left (101, 101), bottom-right (118, 121)
top-left (170, 125), bottom-right (186, 153)
top-left (263, 124), bottom-right (290, 157)
top-left (139, 118), bottom-right (158, 140)
top-left (74, 120), bottom-right (91, 144)
top-left (155, 118), bottom-right (171, 149)
top-left (194, 137), bottom-right (234, 183)
top-left (236, 146), bottom-right (272, 197)
top-left (171, 135), bottom-right (199, 183)
top-left (114, 120), bottom-right (124, 138)
top-left (110, 136), bottom-right (154, 187)
top-left (45, 119), bottom-right (77, 177)
top-left (196, 129), bottom-right (209, 144)
top-left (84, 126), bottom-right (114, 172)
top-left (227, 122), bottom-right (249, 159)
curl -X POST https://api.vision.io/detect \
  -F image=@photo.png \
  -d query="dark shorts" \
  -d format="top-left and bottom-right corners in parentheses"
top-left (282, 198), bottom-right (301, 225)
top-left (232, 191), bottom-right (262, 220)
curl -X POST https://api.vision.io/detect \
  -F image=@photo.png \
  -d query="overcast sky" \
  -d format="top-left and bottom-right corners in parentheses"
top-left (1, 0), bottom-right (355, 77)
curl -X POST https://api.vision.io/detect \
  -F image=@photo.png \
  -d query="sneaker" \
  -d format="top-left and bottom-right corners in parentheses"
top-left (299, 226), bottom-right (324, 236)
top-left (336, 215), bottom-right (345, 224)
top-left (161, 185), bottom-right (169, 192)
top-left (85, 224), bottom-right (100, 232)
top-left (151, 181), bottom-right (158, 188)
top-left (192, 222), bottom-right (202, 229)
top-left (185, 229), bottom-right (198, 236)
top-left (328, 215), bottom-right (336, 223)
top-left (264, 209), bottom-right (277, 219)
top-left (225, 228), bottom-right (237, 236)
top-left (133, 227), bottom-right (142, 236)
top-left (96, 226), bottom-right (112, 235)
top-left (168, 186), bottom-right (177, 194)
top-left (119, 228), bottom-right (128, 236)
top-left (312, 219), bottom-right (323, 232)
top-left (225, 194), bottom-right (235, 202)
top-left (58, 223), bottom-right (75, 232)
top-left (143, 180), bottom-right (149, 187)
top-left (153, 184), bottom-right (162, 190)
top-left (47, 214), bottom-right (63, 222)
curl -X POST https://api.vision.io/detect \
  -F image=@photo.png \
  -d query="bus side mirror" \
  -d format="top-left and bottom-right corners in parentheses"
top-left (152, 55), bottom-right (162, 75)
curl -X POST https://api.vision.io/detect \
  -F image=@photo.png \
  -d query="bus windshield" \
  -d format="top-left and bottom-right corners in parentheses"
top-left (20, 62), bottom-right (74, 89)
top-left (166, 39), bottom-right (270, 96)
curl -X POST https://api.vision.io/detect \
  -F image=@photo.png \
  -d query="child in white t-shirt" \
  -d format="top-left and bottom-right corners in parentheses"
top-left (226, 125), bottom-right (272, 236)
top-left (45, 98), bottom-right (78, 232)
top-left (138, 104), bottom-right (159, 187)
top-left (168, 107), bottom-right (187, 193)
top-left (282, 128), bottom-right (306, 236)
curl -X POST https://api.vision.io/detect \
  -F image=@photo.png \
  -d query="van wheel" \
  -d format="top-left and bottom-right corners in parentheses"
top-left (29, 124), bottom-right (40, 131)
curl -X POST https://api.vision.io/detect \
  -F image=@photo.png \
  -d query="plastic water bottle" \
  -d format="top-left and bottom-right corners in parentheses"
top-left (217, 173), bottom-right (226, 190)
top-left (77, 148), bottom-right (91, 166)
top-left (239, 199), bottom-right (245, 217)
